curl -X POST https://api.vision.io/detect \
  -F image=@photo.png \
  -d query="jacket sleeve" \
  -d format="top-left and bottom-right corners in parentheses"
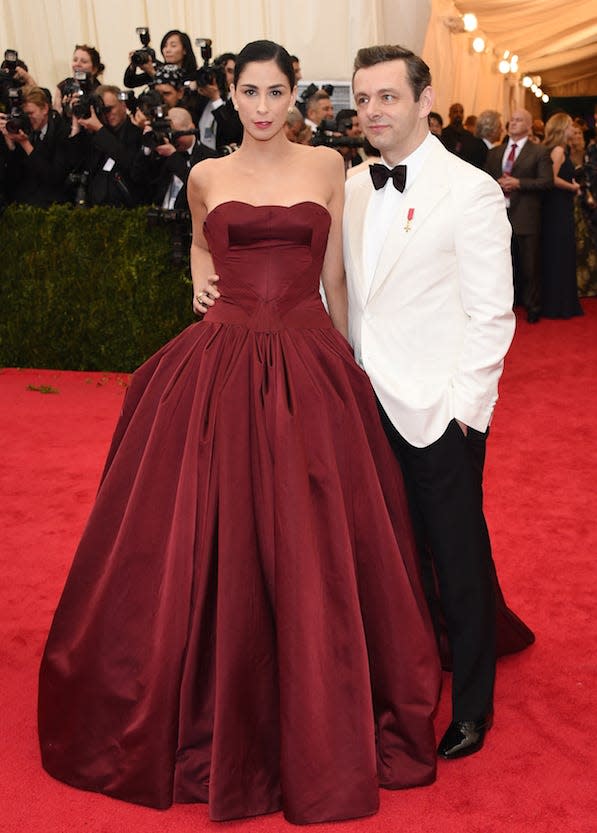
top-left (518, 146), bottom-right (554, 192)
top-left (451, 172), bottom-right (516, 431)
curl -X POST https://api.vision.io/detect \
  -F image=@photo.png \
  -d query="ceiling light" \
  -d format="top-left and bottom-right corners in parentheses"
top-left (472, 37), bottom-right (485, 53)
top-left (522, 75), bottom-right (533, 88)
top-left (542, 94), bottom-right (549, 103)
top-left (463, 13), bottom-right (478, 32)
top-left (498, 59), bottom-right (511, 74)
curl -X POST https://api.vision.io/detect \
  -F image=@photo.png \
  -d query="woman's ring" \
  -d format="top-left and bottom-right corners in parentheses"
top-left (196, 292), bottom-right (205, 304)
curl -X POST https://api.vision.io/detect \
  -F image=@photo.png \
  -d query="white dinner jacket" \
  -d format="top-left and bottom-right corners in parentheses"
top-left (344, 136), bottom-right (515, 448)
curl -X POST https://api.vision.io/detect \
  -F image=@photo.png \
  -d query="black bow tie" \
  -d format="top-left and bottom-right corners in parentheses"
top-left (370, 163), bottom-right (407, 192)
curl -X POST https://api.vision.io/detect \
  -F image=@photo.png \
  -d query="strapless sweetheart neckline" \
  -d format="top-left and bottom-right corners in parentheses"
top-left (204, 199), bottom-right (330, 224)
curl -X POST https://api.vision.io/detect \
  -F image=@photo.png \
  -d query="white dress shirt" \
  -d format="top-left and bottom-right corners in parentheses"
top-left (363, 132), bottom-right (435, 296)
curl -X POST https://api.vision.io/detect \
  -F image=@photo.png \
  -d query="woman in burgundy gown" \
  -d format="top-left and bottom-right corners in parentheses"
top-left (38, 41), bottom-right (442, 824)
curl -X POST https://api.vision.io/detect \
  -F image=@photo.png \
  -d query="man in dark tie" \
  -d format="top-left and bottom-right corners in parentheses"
top-left (485, 109), bottom-right (553, 323)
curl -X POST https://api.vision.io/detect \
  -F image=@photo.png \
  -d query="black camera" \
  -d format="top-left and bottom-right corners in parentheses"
top-left (141, 104), bottom-right (174, 150)
top-left (300, 82), bottom-right (334, 102)
top-left (4, 88), bottom-right (32, 135)
top-left (61, 71), bottom-right (104, 120)
top-left (194, 38), bottom-right (225, 92)
top-left (131, 27), bottom-right (156, 68)
top-left (0, 49), bottom-right (18, 81)
top-left (311, 118), bottom-right (363, 150)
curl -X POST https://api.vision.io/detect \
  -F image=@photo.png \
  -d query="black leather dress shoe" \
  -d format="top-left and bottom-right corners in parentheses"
top-left (437, 717), bottom-right (492, 760)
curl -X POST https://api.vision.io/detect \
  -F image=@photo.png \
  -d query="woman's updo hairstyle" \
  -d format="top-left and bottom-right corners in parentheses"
top-left (233, 40), bottom-right (295, 90)
top-left (74, 44), bottom-right (105, 76)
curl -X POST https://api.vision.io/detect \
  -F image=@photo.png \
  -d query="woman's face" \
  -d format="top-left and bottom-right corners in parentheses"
top-left (23, 101), bottom-right (49, 131)
top-left (231, 60), bottom-right (295, 143)
top-left (72, 49), bottom-right (95, 76)
top-left (162, 36), bottom-right (185, 66)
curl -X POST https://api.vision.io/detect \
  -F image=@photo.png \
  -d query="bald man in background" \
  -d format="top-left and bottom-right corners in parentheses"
top-left (485, 109), bottom-right (553, 322)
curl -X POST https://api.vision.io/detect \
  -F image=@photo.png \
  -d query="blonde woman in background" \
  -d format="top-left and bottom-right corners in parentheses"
top-left (540, 112), bottom-right (583, 318)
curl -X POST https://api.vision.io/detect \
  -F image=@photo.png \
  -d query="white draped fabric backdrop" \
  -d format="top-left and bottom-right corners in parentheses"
top-left (3, 0), bottom-right (590, 123)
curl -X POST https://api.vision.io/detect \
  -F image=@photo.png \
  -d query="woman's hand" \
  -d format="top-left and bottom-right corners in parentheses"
top-left (193, 274), bottom-right (220, 315)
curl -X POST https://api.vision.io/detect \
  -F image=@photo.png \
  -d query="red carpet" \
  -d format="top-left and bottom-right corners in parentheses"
top-left (2, 303), bottom-right (597, 832)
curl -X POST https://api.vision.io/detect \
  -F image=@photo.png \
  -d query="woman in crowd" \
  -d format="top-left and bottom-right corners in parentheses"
top-left (540, 112), bottom-right (583, 318)
top-left (123, 29), bottom-right (198, 89)
top-left (38, 39), bottom-right (441, 825)
top-left (0, 86), bottom-right (70, 205)
top-left (569, 122), bottom-right (597, 296)
top-left (54, 44), bottom-right (104, 114)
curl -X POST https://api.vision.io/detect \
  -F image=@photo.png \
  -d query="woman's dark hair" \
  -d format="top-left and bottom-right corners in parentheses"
top-left (233, 40), bottom-right (295, 90)
top-left (160, 30), bottom-right (198, 79)
top-left (74, 44), bottom-right (104, 76)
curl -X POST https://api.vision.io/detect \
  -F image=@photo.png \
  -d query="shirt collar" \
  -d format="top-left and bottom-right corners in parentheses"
top-left (380, 131), bottom-right (435, 193)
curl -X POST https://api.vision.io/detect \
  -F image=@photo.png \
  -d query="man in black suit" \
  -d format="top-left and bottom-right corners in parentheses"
top-left (441, 102), bottom-right (485, 168)
top-left (485, 109), bottom-right (553, 322)
top-left (133, 107), bottom-right (216, 210)
top-left (0, 86), bottom-right (70, 205)
top-left (67, 84), bottom-right (144, 206)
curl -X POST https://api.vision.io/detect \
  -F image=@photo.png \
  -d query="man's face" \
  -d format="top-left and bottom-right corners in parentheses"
top-left (101, 92), bottom-right (127, 129)
top-left (353, 59), bottom-right (432, 164)
top-left (508, 110), bottom-right (531, 141)
top-left (309, 96), bottom-right (333, 126)
top-left (155, 84), bottom-right (183, 110)
top-left (23, 102), bottom-right (49, 131)
top-left (292, 61), bottom-right (302, 82)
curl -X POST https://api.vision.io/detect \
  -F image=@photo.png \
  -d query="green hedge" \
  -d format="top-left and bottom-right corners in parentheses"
top-left (0, 205), bottom-right (195, 372)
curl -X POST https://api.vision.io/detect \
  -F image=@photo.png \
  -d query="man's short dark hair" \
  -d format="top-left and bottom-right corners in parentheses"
top-left (306, 90), bottom-right (331, 111)
top-left (335, 108), bottom-right (356, 131)
top-left (353, 45), bottom-right (431, 102)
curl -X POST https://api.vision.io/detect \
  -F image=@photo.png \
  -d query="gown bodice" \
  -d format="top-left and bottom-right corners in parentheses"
top-left (202, 200), bottom-right (333, 330)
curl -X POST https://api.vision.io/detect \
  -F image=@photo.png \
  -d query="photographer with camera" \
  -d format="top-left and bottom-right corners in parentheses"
top-left (55, 45), bottom-right (104, 116)
top-left (132, 106), bottom-right (216, 210)
top-left (1, 49), bottom-right (36, 98)
top-left (193, 40), bottom-right (242, 151)
top-left (333, 108), bottom-right (366, 170)
top-left (125, 29), bottom-right (198, 91)
top-left (123, 28), bottom-right (161, 89)
top-left (66, 84), bottom-right (144, 206)
top-left (0, 86), bottom-right (70, 205)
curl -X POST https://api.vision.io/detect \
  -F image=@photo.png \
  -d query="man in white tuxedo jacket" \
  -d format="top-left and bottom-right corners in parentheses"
top-left (344, 45), bottom-right (516, 761)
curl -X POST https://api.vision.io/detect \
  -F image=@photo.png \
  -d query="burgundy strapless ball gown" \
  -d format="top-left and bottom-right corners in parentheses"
top-left (38, 201), bottom-right (441, 824)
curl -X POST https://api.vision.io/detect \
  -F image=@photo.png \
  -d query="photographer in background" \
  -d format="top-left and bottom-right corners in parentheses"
top-left (304, 90), bottom-right (334, 135)
top-left (0, 86), bottom-right (70, 205)
top-left (67, 84), bottom-right (144, 206)
top-left (334, 108), bottom-right (365, 170)
top-left (132, 106), bottom-right (216, 210)
top-left (123, 27), bottom-right (161, 89)
top-left (153, 64), bottom-right (187, 111)
top-left (194, 41), bottom-right (242, 151)
top-left (55, 45), bottom-right (104, 115)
